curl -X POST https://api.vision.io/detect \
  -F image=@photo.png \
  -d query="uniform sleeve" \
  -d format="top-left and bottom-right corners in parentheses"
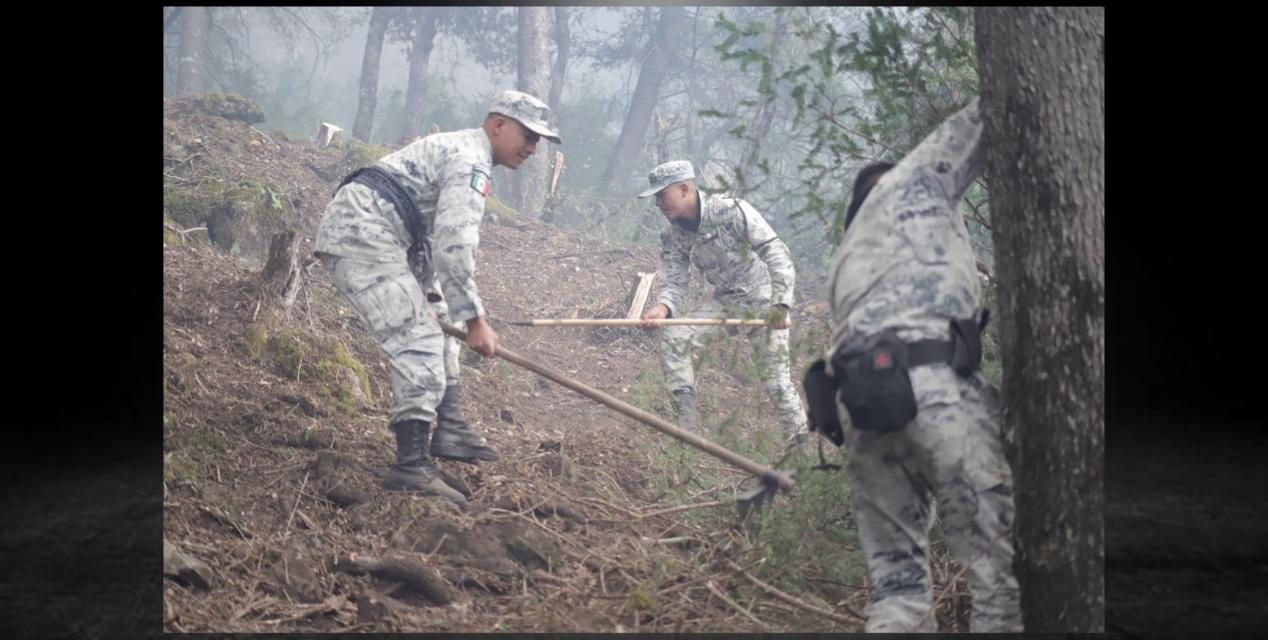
top-left (655, 228), bottom-right (691, 317)
top-left (739, 200), bottom-right (796, 307)
top-left (432, 154), bottom-right (491, 324)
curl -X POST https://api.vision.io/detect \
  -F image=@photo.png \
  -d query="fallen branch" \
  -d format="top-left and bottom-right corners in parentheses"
top-left (249, 125), bottom-right (276, 146)
top-left (198, 504), bottom-right (253, 540)
top-left (641, 536), bottom-right (698, 546)
top-left (282, 471), bottom-right (310, 536)
top-left (725, 560), bottom-right (864, 624)
top-left (260, 594), bottom-right (352, 625)
top-left (706, 580), bottom-right (771, 631)
top-left (637, 500), bottom-right (726, 520)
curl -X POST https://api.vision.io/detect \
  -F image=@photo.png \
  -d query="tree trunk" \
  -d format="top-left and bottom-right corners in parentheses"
top-left (352, 7), bottom-right (392, 143)
top-left (260, 231), bottom-right (303, 325)
top-left (975, 6), bottom-right (1105, 633)
top-left (602, 6), bottom-right (686, 190)
top-left (548, 7), bottom-right (570, 119)
top-left (400, 7), bottom-right (440, 144)
top-left (515, 7), bottom-right (551, 217)
top-left (177, 6), bottom-right (208, 95)
top-left (164, 7), bottom-right (182, 33)
top-left (684, 8), bottom-right (701, 159)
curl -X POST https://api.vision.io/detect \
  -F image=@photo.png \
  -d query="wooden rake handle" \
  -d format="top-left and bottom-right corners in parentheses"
top-left (439, 322), bottom-right (794, 492)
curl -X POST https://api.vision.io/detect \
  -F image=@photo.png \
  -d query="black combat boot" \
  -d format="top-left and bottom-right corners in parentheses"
top-left (671, 388), bottom-right (701, 434)
top-left (430, 384), bottom-right (500, 464)
top-left (383, 419), bottom-right (468, 507)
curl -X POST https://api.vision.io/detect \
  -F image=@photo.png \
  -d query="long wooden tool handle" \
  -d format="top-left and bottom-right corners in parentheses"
top-left (440, 322), bottom-right (794, 492)
top-left (508, 318), bottom-right (772, 327)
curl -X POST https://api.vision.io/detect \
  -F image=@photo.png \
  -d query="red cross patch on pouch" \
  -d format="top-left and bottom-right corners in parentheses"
top-left (470, 168), bottom-right (491, 197)
top-left (873, 351), bottom-right (893, 369)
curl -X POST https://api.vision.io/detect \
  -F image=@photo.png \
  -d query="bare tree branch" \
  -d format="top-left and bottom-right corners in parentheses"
top-left (276, 7), bottom-right (328, 92)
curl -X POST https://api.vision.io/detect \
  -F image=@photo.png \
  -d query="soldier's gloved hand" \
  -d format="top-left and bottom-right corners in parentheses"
top-left (766, 304), bottom-right (791, 329)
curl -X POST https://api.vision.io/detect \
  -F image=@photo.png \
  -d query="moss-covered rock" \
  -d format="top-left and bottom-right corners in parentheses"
top-left (165, 352), bottom-right (200, 393)
top-left (484, 195), bottom-right (520, 225)
top-left (316, 339), bottom-right (374, 416)
top-left (266, 329), bottom-right (305, 380)
top-left (164, 183), bottom-right (225, 229)
top-left (198, 93), bottom-right (266, 125)
top-left (244, 323), bottom-right (373, 415)
top-left (205, 178), bottom-right (296, 269)
top-left (343, 141), bottom-right (390, 169)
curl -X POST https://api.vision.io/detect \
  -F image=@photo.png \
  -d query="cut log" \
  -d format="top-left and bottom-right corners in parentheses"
top-left (316, 122), bottom-right (343, 146)
top-left (334, 551), bottom-right (453, 605)
top-left (625, 272), bottom-right (657, 319)
top-left (550, 151), bottom-right (565, 195)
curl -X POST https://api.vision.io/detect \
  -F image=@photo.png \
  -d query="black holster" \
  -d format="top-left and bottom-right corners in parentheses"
top-left (950, 308), bottom-right (990, 377)
top-left (803, 359), bottom-right (845, 445)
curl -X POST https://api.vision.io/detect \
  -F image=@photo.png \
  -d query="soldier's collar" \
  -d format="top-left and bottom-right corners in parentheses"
top-left (475, 127), bottom-right (494, 165)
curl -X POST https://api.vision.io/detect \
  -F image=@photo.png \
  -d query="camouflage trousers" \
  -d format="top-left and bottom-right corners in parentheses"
top-left (660, 297), bottom-right (807, 438)
top-left (840, 364), bottom-right (1022, 632)
top-left (321, 255), bottom-right (458, 425)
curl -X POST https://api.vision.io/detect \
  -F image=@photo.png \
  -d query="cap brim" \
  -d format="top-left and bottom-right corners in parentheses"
top-left (522, 120), bottom-right (562, 145)
top-left (638, 185), bottom-right (666, 198)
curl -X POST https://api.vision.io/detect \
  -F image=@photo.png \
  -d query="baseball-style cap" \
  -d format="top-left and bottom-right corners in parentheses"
top-left (638, 160), bottom-right (695, 198)
top-left (487, 90), bottom-right (562, 144)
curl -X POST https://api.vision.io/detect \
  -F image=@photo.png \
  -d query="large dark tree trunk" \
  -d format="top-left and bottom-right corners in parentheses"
top-left (514, 7), bottom-right (551, 217)
top-left (602, 6), bottom-right (686, 190)
top-left (976, 6), bottom-right (1105, 633)
top-left (400, 7), bottom-right (440, 144)
top-left (352, 7), bottom-right (393, 143)
top-left (177, 6), bottom-right (208, 95)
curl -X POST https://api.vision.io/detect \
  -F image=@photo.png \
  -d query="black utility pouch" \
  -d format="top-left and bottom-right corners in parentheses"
top-left (803, 359), bottom-right (845, 446)
top-left (949, 308), bottom-right (989, 377)
top-left (833, 330), bottom-right (918, 433)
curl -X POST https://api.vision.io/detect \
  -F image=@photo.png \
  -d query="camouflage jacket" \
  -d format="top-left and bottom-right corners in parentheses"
top-left (656, 192), bottom-right (796, 316)
top-left (827, 99), bottom-right (985, 398)
top-left (315, 128), bottom-right (494, 324)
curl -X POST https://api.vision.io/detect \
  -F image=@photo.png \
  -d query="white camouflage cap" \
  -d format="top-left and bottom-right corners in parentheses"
top-left (487, 89), bottom-right (562, 144)
top-left (638, 160), bottom-right (696, 198)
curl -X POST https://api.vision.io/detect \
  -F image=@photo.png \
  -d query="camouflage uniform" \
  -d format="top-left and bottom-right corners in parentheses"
top-left (646, 161), bottom-right (807, 440)
top-left (315, 126), bottom-right (494, 425)
top-left (826, 98), bottom-right (1022, 632)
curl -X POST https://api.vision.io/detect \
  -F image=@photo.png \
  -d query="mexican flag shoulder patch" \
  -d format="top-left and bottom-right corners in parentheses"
top-left (470, 167), bottom-right (491, 198)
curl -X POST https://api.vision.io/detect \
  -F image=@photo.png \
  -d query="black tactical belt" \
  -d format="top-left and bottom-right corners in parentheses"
top-left (905, 339), bottom-right (956, 368)
top-left (338, 166), bottom-right (430, 262)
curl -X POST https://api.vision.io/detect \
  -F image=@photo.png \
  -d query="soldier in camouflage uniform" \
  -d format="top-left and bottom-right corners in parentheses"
top-left (637, 160), bottom-right (808, 447)
top-left (824, 99), bottom-right (1022, 631)
top-left (314, 90), bottom-right (561, 506)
